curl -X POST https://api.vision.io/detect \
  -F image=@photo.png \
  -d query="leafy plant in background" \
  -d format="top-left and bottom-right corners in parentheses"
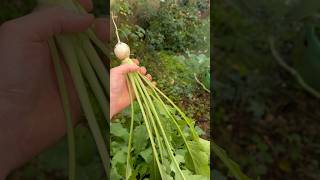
top-left (144, 1), bottom-right (209, 53)
top-left (111, 0), bottom-right (209, 54)
top-left (226, 0), bottom-right (320, 98)
top-left (213, 0), bottom-right (320, 179)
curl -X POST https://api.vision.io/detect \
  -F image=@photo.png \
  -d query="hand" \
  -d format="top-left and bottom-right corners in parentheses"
top-left (110, 59), bottom-right (152, 118)
top-left (0, 0), bottom-right (107, 178)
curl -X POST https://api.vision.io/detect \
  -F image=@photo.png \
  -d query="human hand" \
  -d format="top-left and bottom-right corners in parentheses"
top-left (0, 0), bottom-right (107, 178)
top-left (110, 59), bottom-right (152, 118)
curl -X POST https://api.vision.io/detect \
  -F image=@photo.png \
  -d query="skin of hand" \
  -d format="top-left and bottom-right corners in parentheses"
top-left (0, 0), bottom-right (108, 178)
top-left (110, 59), bottom-right (152, 119)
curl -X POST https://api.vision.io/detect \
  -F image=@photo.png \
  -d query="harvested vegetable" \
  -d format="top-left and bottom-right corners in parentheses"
top-left (110, 9), bottom-right (250, 180)
top-left (111, 12), bottom-right (210, 180)
top-left (39, 0), bottom-right (110, 179)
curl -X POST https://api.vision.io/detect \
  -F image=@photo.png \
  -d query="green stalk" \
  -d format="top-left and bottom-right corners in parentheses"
top-left (73, 0), bottom-right (110, 57)
top-left (142, 103), bottom-right (166, 163)
top-left (73, 38), bottom-right (109, 121)
top-left (149, 93), bottom-right (198, 175)
top-left (139, 74), bottom-right (198, 140)
top-left (140, 74), bottom-right (205, 175)
top-left (133, 77), bottom-right (166, 163)
top-left (86, 29), bottom-right (110, 57)
top-left (132, 73), bottom-right (186, 180)
top-left (55, 35), bottom-right (109, 178)
top-left (79, 34), bottom-right (109, 95)
top-left (127, 74), bottom-right (166, 179)
top-left (125, 76), bottom-right (134, 180)
top-left (48, 38), bottom-right (76, 180)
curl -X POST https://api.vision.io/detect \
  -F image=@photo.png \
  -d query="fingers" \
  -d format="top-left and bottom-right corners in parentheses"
top-left (132, 59), bottom-right (147, 76)
top-left (146, 74), bottom-right (152, 81)
top-left (139, 66), bottom-right (147, 75)
top-left (115, 64), bottom-right (140, 75)
top-left (7, 7), bottom-right (94, 41)
top-left (132, 59), bottom-right (140, 65)
top-left (115, 64), bottom-right (147, 75)
top-left (78, 0), bottom-right (93, 12)
top-left (113, 59), bottom-right (153, 82)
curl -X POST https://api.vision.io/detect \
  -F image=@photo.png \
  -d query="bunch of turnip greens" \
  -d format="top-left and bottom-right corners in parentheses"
top-left (110, 7), bottom-right (249, 180)
top-left (38, 0), bottom-right (110, 180)
top-left (110, 11), bottom-right (211, 179)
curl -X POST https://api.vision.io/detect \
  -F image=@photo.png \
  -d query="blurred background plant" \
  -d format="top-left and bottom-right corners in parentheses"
top-left (213, 0), bottom-right (320, 179)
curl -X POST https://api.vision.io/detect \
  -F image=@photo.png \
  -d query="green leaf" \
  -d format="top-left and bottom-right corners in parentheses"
top-left (150, 157), bottom-right (162, 180)
top-left (295, 25), bottom-right (320, 91)
top-left (112, 148), bottom-right (128, 178)
top-left (140, 148), bottom-right (153, 163)
top-left (185, 140), bottom-right (210, 177)
top-left (182, 169), bottom-right (209, 180)
top-left (133, 125), bottom-right (149, 153)
top-left (110, 167), bottom-right (122, 180)
top-left (212, 141), bottom-right (250, 180)
top-left (112, 149), bottom-right (127, 166)
top-left (111, 122), bottom-right (129, 142)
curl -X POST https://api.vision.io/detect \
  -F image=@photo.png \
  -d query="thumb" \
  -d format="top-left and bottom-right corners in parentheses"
top-left (114, 64), bottom-right (140, 75)
top-left (7, 7), bottom-right (94, 41)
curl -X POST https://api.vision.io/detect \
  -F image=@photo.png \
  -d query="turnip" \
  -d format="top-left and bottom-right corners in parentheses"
top-left (114, 42), bottom-right (130, 60)
top-left (111, 12), bottom-right (210, 180)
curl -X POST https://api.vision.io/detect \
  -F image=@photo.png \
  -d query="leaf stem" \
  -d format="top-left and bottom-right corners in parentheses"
top-left (127, 74), bottom-right (166, 179)
top-left (74, 38), bottom-right (109, 121)
top-left (269, 36), bottom-right (320, 99)
top-left (55, 35), bottom-right (109, 178)
top-left (194, 73), bottom-right (210, 93)
top-left (125, 76), bottom-right (134, 180)
top-left (139, 73), bottom-right (199, 140)
top-left (111, 11), bottom-right (121, 43)
top-left (48, 38), bottom-right (76, 180)
top-left (79, 34), bottom-right (110, 96)
top-left (133, 73), bottom-right (186, 180)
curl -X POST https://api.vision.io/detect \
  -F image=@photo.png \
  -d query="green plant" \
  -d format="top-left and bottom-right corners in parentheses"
top-left (226, 0), bottom-right (320, 98)
top-left (213, 1), bottom-right (320, 179)
top-left (144, 1), bottom-right (208, 53)
top-left (37, 0), bottom-right (109, 179)
top-left (111, 13), bottom-right (210, 179)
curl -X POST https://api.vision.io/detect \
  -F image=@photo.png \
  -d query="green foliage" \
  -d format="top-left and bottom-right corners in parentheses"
top-left (214, 1), bottom-right (320, 179)
top-left (212, 141), bottom-right (250, 180)
top-left (112, 0), bottom-right (209, 54)
top-left (143, 2), bottom-right (209, 52)
top-left (111, 100), bottom-right (210, 180)
top-left (0, 0), bottom-right (36, 23)
top-left (296, 25), bottom-right (320, 91)
top-left (8, 125), bottom-right (104, 180)
top-left (111, 2), bottom-right (211, 178)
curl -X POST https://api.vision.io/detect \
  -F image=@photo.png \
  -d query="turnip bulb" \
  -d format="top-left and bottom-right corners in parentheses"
top-left (114, 42), bottom-right (130, 60)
